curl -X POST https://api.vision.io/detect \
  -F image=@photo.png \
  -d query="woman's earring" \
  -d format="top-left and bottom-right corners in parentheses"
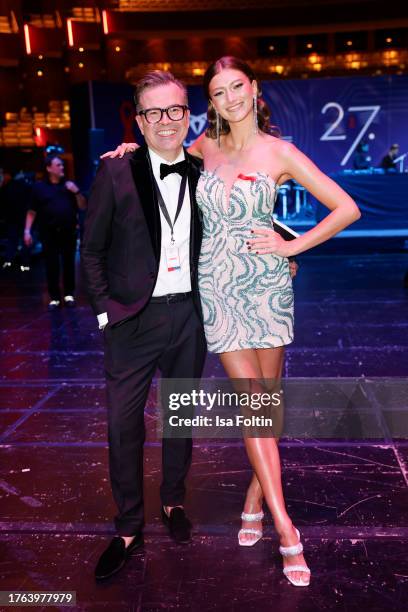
top-left (216, 110), bottom-right (220, 147)
top-left (253, 94), bottom-right (258, 134)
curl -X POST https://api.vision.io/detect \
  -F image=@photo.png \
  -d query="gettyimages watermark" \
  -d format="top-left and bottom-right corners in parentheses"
top-left (156, 377), bottom-right (408, 439)
top-left (166, 386), bottom-right (282, 435)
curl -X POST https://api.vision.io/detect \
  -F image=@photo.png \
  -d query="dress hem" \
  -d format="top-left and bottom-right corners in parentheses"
top-left (207, 338), bottom-right (294, 355)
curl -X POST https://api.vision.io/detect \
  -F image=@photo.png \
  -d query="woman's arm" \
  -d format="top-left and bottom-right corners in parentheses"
top-left (249, 142), bottom-right (361, 257)
top-left (100, 131), bottom-right (208, 159)
top-left (100, 143), bottom-right (137, 159)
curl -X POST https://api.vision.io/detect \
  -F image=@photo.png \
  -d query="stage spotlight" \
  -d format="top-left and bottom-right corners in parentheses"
top-left (115, 46), bottom-right (121, 52)
top-left (37, 69), bottom-right (43, 77)
top-left (23, 24), bottom-right (31, 55)
top-left (375, 29), bottom-right (405, 50)
top-left (67, 18), bottom-right (74, 47)
top-left (335, 31), bottom-right (367, 52)
top-left (102, 10), bottom-right (109, 34)
top-left (297, 34), bottom-right (327, 55)
top-left (258, 37), bottom-right (289, 58)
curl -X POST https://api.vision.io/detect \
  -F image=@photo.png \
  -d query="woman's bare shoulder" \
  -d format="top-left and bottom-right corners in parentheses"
top-left (261, 134), bottom-right (296, 156)
top-left (201, 132), bottom-right (219, 151)
top-left (188, 132), bottom-right (217, 159)
top-left (257, 136), bottom-right (301, 181)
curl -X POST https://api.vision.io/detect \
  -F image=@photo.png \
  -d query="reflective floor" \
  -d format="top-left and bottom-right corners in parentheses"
top-left (1, 249), bottom-right (408, 611)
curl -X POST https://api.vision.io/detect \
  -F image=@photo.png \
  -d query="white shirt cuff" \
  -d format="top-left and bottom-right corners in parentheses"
top-left (97, 312), bottom-right (108, 329)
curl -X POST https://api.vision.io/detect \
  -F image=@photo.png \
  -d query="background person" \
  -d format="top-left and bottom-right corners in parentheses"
top-left (380, 143), bottom-right (399, 171)
top-left (352, 141), bottom-right (371, 170)
top-left (1, 170), bottom-right (33, 271)
top-left (24, 155), bottom-right (86, 309)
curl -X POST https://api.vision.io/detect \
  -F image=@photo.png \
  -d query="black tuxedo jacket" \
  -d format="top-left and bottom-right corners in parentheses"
top-left (82, 145), bottom-right (203, 326)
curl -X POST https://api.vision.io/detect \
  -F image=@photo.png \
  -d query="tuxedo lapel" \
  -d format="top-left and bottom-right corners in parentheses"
top-left (129, 145), bottom-right (161, 263)
top-left (185, 150), bottom-right (201, 195)
top-left (185, 149), bottom-right (203, 277)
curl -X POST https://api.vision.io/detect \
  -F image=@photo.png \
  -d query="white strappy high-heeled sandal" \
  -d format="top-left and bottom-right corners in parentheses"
top-left (279, 527), bottom-right (311, 586)
top-left (238, 511), bottom-right (264, 547)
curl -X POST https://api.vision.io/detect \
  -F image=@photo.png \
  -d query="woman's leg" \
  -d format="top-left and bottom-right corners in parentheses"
top-left (220, 347), bottom-right (309, 584)
top-left (234, 347), bottom-right (284, 544)
top-left (246, 346), bottom-right (285, 493)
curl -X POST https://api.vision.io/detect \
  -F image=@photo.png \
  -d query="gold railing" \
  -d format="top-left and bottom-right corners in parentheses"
top-left (126, 50), bottom-right (408, 83)
top-left (71, 7), bottom-right (100, 22)
top-left (117, 0), bottom-right (275, 10)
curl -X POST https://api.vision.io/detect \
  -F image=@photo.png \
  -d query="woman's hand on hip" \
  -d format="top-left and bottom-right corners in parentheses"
top-left (247, 228), bottom-right (295, 258)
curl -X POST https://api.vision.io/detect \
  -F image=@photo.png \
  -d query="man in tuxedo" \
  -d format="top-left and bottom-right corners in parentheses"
top-left (82, 70), bottom-right (207, 580)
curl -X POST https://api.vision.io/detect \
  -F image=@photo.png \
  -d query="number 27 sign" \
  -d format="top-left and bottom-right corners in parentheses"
top-left (321, 103), bottom-right (381, 166)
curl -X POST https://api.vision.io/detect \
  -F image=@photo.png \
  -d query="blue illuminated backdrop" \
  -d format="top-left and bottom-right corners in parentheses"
top-left (70, 75), bottom-right (408, 233)
top-left (71, 74), bottom-right (408, 181)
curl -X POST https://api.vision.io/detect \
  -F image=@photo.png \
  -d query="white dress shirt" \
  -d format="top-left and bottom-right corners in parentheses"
top-left (149, 147), bottom-right (191, 296)
top-left (97, 147), bottom-right (191, 329)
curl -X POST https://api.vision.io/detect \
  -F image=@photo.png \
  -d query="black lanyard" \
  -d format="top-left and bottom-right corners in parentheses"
top-left (153, 172), bottom-right (188, 245)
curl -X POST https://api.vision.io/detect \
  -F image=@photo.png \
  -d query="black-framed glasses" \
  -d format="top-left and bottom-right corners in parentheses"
top-left (138, 104), bottom-right (189, 124)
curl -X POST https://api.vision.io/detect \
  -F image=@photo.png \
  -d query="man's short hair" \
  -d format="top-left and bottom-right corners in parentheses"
top-left (44, 154), bottom-right (62, 169)
top-left (134, 70), bottom-right (188, 112)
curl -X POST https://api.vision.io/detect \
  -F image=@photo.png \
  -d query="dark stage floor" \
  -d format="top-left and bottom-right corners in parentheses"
top-left (1, 250), bottom-right (408, 611)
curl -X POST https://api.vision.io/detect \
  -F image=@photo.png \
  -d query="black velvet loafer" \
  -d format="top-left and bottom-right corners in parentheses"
top-left (94, 534), bottom-right (144, 580)
top-left (161, 507), bottom-right (192, 544)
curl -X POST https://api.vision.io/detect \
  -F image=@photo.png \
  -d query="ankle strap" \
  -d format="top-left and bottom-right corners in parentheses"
top-left (283, 565), bottom-right (310, 574)
top-left (279, 541), bottom-right (303, 556)
top-left (241, 511), bottom-right (264, 521)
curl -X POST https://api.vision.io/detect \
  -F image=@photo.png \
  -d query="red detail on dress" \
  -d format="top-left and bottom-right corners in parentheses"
top-left (237, 173), bottom-right (257, 182)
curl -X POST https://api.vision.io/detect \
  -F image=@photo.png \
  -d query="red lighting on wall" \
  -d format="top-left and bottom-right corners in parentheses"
top-left (24, 24), bottom-right (31, 55)
top-left (34, 127), bottom-right (47, 146)
top-left (67, 19), bottom-right (74, 47)
top-left (102, 10), bottom-right (109, 34)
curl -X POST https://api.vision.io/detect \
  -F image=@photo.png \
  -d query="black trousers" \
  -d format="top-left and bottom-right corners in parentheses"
top-left (41, 227), bottom-right (77, 301)
top-left (103, 296), bottom-right (207, 536)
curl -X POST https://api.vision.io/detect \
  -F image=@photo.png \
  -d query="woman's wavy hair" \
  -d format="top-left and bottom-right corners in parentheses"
top-left (203, 56), bottom-right (280, 140)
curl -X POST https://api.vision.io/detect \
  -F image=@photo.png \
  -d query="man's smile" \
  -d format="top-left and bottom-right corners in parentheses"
top-left (156, 128), bottom-right (178, 137)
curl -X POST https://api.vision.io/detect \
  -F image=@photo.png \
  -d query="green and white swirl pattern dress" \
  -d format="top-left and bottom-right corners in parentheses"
top-left (196, 170), bottom-right (294, 354)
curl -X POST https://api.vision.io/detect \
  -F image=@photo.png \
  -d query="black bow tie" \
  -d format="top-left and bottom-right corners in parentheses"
top-left (160, 160), bottom-right (188, 180)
